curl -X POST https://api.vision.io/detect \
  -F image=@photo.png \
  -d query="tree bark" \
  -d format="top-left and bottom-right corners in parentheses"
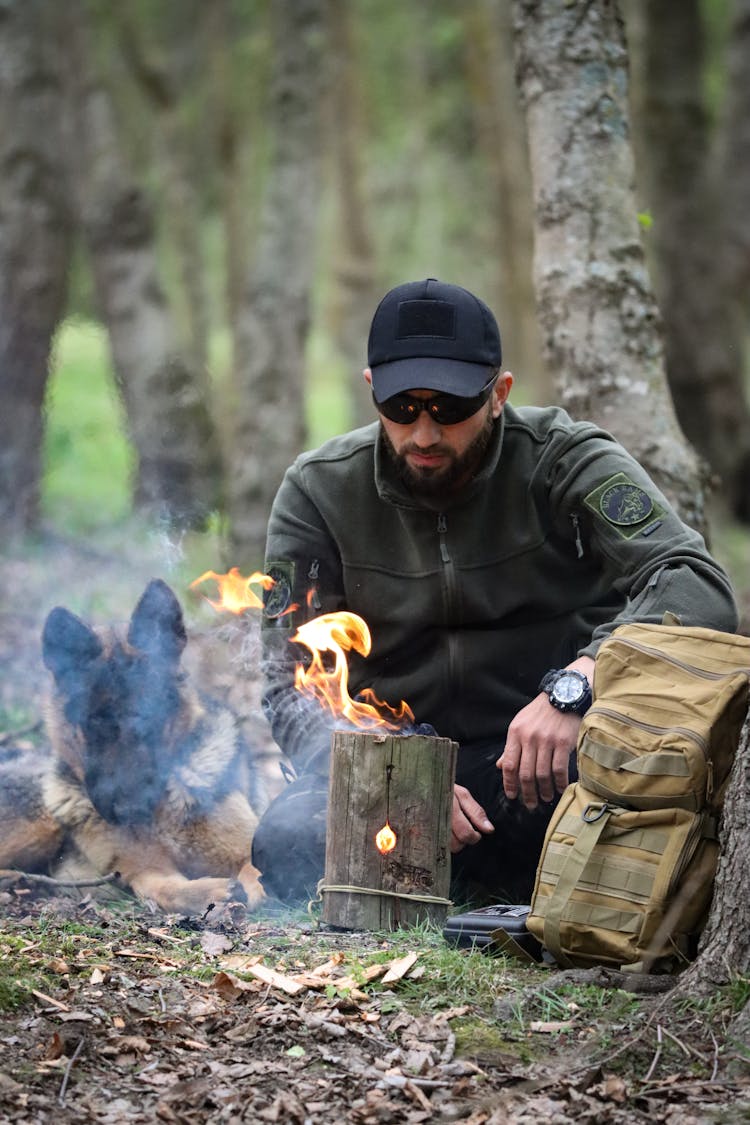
top-left (63, 1), bottom-right (222, 530)
top-left (0, 0), bottom-right (72, 535)
top-left (512, 0), bottom-right (707, 532)
top-left (662, 705), bottom-right (750, 1035)
top-left (228, 0), bottom-right (329, 563)
top-left (462, 0), bottom-right (546, 398)
top-left (117, 10), bottom-right (210, 374)
top-left (628, 0), bottom-right (750, 522)
top-left (325, 0), bottom-right (380, 429)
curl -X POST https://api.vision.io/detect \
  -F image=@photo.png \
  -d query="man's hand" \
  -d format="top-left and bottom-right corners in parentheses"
top-left (497, 656), bottom-right (594, 810)
top-left (451, 784), bottom-right (494, 853)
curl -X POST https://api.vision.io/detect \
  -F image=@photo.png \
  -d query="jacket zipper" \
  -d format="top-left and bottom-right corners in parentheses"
top-left (570, 513), bottom-right (584, 559)
top-left (307, 558), bottom-right (322, 612)
top-left (437, 514), bottom-right (459, 700)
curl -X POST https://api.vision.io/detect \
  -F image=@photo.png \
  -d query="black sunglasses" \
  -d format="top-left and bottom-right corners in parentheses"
top-left (373, 374), bottom-right (498, 426)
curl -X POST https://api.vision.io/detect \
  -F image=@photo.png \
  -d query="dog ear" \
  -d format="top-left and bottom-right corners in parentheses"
top-left (127, 579), bottom-right (187, 664)
top-left (42, 607), bottom-right (103, 682)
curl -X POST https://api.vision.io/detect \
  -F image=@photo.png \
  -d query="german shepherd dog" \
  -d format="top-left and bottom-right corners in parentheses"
top-left (0, 580), bottom-right (266, 914)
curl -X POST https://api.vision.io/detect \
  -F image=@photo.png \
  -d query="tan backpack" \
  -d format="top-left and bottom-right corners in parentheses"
top-left (527, 622), bottom-right (750, 971)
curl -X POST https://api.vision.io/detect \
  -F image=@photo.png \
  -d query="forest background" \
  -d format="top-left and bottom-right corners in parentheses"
top-left (2, 0), bottom-right (749, 601)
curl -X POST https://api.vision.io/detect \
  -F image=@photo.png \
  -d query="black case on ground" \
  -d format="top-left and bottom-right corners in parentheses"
top-left (442, 904), bottom-right (543, 960)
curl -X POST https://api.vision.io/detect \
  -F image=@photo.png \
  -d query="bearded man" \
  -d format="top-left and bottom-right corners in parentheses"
top-left (251, 278), bottom-right (737, 904)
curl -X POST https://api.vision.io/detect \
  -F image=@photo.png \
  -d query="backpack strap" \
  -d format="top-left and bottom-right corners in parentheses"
top-left (542, 801), bottom-right (617, 966)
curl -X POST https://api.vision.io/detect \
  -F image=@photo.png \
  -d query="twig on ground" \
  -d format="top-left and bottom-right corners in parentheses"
top-left (709, 1030), bottom-right (720, 1082)
top-left (0, 869), bottom-right (120, 890)
top-left (660, 1025), bottom-right (692, 1058)
top-left (58, 1037), bottom-right (85, 1107)
top-left (643, 1025), bottom-right (664, 1083)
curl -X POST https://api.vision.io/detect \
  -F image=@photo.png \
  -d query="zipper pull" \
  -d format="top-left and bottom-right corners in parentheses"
top-left (307, 558), bottom-right (322, 611)
top-left (571, 512), bottom-right (584, 559)
top-left (437, 514), bottom-right (450, 563)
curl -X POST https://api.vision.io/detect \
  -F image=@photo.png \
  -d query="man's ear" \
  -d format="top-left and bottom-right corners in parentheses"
top-left (363, 367), bottom-right (373, 388)
top-left (491, 371), bottom-right (513, 418)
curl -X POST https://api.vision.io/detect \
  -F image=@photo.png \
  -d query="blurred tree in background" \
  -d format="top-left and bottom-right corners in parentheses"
top-left (0, 0), bottom-right (748, 563)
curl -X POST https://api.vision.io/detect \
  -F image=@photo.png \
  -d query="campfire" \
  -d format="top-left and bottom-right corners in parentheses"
top-left (192, 569), bottom-right (457, 928)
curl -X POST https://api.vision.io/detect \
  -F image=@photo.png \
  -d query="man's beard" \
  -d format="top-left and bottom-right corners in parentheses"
top-left (381, 409), bottom-right (496, 497)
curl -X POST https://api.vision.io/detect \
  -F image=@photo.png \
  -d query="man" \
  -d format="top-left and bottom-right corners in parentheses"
top-left (252, 278), bottom-right (737, 904)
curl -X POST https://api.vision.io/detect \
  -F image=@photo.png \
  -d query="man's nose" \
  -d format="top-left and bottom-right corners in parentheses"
top-left (411, 410), bottom-right (442, 446)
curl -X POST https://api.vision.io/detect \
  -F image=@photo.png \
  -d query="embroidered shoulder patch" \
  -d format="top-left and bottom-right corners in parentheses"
top-left (262, 560), bottom-right (296, 628)
top-left (583, 473), bottom-right (664, 539)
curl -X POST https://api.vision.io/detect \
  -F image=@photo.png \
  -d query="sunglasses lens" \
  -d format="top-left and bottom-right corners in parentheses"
top-left (374, 391), bottom-right (485, 425)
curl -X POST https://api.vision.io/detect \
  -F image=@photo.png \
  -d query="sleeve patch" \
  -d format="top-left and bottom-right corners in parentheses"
top-left (583, 472), bottom-right (664, 539)
top-left (262, 560), bottom-right (296, 628)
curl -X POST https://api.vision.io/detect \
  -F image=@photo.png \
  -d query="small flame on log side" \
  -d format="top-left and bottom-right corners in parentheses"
top-left (375, 822), bottom-right (397, 854)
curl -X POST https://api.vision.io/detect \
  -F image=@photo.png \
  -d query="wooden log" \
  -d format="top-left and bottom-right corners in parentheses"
top-left (322, 729), bottom-right (458, 931)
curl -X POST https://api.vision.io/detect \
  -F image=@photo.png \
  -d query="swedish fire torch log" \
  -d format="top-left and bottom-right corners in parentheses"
top-left (321, 730), bottom-right (458, 931)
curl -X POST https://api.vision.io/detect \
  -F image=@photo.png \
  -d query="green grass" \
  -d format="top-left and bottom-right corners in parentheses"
top-left (43, 319), bottom-right (133, 533)
top-left (41, 316), bottom-right (351, 538)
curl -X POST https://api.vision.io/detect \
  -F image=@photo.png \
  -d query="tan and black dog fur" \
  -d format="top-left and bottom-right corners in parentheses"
top-left (0, 579), bottom-right (266, 914)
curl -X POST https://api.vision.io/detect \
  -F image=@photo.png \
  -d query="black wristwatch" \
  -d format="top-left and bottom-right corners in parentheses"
top-left (538, 668), bottom-right (592, 716)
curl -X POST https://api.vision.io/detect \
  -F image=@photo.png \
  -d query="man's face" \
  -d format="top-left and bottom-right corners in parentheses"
top-left (369, 374), bottom-right (513, 498)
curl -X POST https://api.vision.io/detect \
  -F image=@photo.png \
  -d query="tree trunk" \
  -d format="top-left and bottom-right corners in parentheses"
top-left (325, 0), bottom-right (379, 430)
top-left (117, 10), bottom-right (210, 374)
top-left (462, 0), bottom-right (546, 399)
top-left (0, 0), bottom-right (72, 536)
top-left (227, 0), bottom-right (328, 563)
top-left (628, 0), bottom-right (750, 522)
top-left (512, 0), bottom-right (708, 532)
top-left (663, 705), bottom-right (750, 1035)
top-left (63, 1), bottom-right (222, 530)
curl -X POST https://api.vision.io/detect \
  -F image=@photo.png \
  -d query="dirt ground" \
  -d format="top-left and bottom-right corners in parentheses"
top-left (1, 528), bottom-right (749, 1124)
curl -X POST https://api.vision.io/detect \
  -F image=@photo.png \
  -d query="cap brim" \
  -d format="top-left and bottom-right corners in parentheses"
top-left (370, 357), bottom-right (495, 401)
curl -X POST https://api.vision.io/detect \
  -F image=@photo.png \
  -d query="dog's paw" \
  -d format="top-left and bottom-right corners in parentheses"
top-left (133, 873), bottom-right (236, 916)
top-left (235, 861), bottom-right (265, 909)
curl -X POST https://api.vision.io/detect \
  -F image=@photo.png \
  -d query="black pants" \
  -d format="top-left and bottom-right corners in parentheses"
top-left (251, 740), bottom-right (575, 906)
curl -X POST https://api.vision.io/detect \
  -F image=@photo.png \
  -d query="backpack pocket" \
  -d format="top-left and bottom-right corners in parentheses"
top-left (527, 784), bottom-right (718, 971)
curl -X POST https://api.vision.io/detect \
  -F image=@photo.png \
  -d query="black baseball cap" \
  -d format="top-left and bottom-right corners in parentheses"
top-left (367, 278), bottom-right (502, 402)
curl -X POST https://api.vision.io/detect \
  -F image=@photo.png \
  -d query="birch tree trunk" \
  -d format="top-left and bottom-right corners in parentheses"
top-left (228, 0), bottom-right (328, 563)
top-left (63, 1), bottom-right (222, 530)
top-left (462, 0), bottom-right (546, 398)
top-left (627, 0), bottom-right (750, 523)
top-left (513, 0), bottom-right (707, 532)
top-left (326, 0), bottom-right (379, 430)
top-left (117, 12), bottom-right (210, 373)
top-left (0, 0), bottom-right (72, 535)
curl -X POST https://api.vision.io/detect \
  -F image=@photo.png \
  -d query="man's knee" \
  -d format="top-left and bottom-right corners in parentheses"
top-left (251, 776), bottom-right (328, 903)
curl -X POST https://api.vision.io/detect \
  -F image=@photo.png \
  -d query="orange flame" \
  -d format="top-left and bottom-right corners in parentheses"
top-left (190, 568), bottom-right (277, 614)
top-left (375, 822), bottom-right (397, 854)
top-left (292, 611), bottom-right (414, 731)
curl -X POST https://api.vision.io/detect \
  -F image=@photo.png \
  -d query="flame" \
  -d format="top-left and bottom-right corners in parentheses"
top-left (375, 822), bottom-right (397, 854)
top-left (292, 611), bottom-right (414, 731)
top-left (190, 568), bottom-right (277, 614)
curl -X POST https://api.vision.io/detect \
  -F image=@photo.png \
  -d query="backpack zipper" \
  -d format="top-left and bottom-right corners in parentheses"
top-left (605, 637), bottom-right (750, 681)
top-left (585, 705), bottom-right (710, 757)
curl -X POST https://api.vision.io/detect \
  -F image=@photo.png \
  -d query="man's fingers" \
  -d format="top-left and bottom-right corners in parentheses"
top-left (552, 745), bottom-right (573, 795)
top-left (498, 742), bottom-right (520, 800)
top-left (451, 785), bottom-right (493, 853)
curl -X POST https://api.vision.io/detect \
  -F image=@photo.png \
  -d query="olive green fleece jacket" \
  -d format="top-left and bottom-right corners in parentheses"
top-left (260, 404), bottom-right (737, 772)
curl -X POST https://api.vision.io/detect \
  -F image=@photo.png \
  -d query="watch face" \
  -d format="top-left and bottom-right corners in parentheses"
top-left (552, 673), bottom-right (585, 704)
